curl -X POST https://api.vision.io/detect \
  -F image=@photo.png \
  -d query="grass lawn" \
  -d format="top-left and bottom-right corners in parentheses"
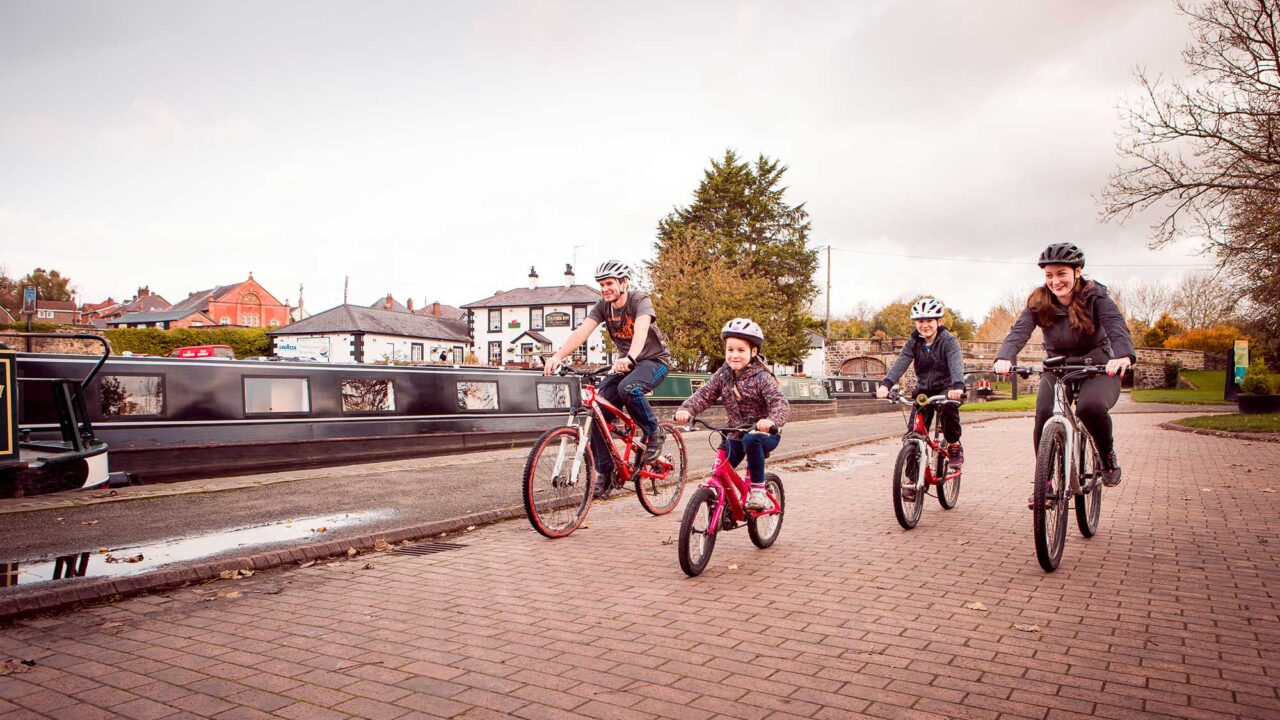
top-left (1174, 413), bottom-right (1280, 433)
top-left (1133, 369), bottom-right (1231, 405)
top-left (961, 397), bottom-right (1035, 412)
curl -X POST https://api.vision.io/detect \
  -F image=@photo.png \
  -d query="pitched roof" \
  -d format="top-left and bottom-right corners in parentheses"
top-left (171, 284), bottom-right (237, 311)
top-left (369, 296), bottom-right (410, 313)
top-left (106, 309), bottom-right (212, 325)
top-left (461, 284), bottom-right (601, 309)
top-left (267, 304), bottom-right (471, 342)
top-left (417, 301), bottom-right (466, 320)
top-left (81, 298), bottom-right (117, 312)
top-left (511, 330), bottom-right (553, 346)
top-left (35, 300), bottom-right (77, 311)
top-left (117, 294), bottom-right (171, 314)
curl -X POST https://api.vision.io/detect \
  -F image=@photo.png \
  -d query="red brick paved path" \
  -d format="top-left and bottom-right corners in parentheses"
top-left (1, 413), bottom-right (1277, 719)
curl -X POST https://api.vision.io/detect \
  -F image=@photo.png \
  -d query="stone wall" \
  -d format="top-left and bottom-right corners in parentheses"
top-left (824, 337), bottom-right (1206, 391)
top-left (0, 332), bottom-right (108, 355)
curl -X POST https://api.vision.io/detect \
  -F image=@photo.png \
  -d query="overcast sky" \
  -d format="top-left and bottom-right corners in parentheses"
top-left (1, 0), bottom-right (1208, 321)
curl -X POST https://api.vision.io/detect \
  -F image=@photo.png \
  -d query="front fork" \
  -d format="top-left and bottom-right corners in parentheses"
top-left (551, 412), bottom-right (593, 487)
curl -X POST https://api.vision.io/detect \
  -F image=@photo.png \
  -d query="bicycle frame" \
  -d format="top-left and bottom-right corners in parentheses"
top-left (897, 396), bottom-right (961, 491)
top-left (700, 442), bottom-right (781, 536)
top-left (554, 378), bottom-right (670, 486)
top-left (1042, 370), bottom-right (1100, 496)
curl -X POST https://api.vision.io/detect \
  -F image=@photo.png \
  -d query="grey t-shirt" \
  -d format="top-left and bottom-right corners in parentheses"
top-left (587, 290), bottom-right (671, 364)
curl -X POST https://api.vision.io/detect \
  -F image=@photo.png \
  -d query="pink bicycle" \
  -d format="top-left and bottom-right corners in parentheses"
top-left (677, 419), bottom-right (785, 577)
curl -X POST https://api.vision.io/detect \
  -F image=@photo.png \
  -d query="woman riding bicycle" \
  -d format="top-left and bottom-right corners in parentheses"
top-left (993, 243), bottom-right (1134, 488)
top-left (876, 297), bottom-right (967, 470)
top-left (674, 319), bottom-right (790, 512)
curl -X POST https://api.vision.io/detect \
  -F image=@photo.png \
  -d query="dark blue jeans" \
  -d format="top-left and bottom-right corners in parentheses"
top-left (726, 431), bottom-right (781, 487)
top-left (591, 359), bottom-right (669, 475)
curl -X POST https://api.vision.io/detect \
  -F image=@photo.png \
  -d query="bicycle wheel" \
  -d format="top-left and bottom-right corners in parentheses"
top-left (636, 422), bottom-right (688, 516)
top-left (522, 425), bottom-right (595, 539)
top-left (892, 443), bottom-right (924, 530)
top-left (1075, 435), bottom-right (1103, 538)
top-left (747, 473), bottom-right (785, 549)
top-left (678, 486), bottom-right (718, 577)
top-left (1033, 423), bottom-right (1070, 571)
top-left (936, 450), bottom-right (961, 510)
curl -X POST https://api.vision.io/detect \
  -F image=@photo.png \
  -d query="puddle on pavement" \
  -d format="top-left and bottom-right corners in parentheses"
top-left (0, 510), bottom-right (392, 591)
top-left (781, 450), bottom-right (886, 474)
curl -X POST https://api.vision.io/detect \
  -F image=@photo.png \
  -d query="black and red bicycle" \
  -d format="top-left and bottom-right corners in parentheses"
top-left (884, 386), bottom-right (963, 529)
top-left (522, 367), bottom-right (688, 538)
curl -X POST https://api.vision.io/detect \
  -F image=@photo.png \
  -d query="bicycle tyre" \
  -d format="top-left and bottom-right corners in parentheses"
top-left (678, 486), bottom-right (718, 577)
top-left (892, 443), bottom-right (924, 530)
top-left (936, 451), bottom-right (961, 510)
top-left (1075, 435), bottom-right (1103, 538)
top-left (636, 422), bottom-right (689, 516)
top-left (747, 473), bottom-right (785, 549)
top-left (522, 425), bottom-right (595, 539)
top-left (1033, 423), bottom-right (1069, 572)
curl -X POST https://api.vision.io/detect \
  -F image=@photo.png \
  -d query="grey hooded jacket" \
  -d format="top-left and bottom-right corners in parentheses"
top-left (880, 326), bottom-right (966, 392)
top-left (996, 282), bottom-right (1135, 364)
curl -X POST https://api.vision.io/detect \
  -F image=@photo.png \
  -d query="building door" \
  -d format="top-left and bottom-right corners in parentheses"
top-left (840, 357), bottom-right (887, 378)
top-left (411, 343), bottom-right (424, 363)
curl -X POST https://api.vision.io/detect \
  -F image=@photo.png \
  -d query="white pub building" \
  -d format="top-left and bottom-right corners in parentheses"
top-left (462, 265), bottom-right (607, 367)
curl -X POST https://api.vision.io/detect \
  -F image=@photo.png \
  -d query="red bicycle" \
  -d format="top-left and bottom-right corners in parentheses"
top-left (677, 419), bottom-right (785, 577)
top-left (884, 386), bottom-right (963, 529)
top-left (522, 367), bottom-right (688, 539)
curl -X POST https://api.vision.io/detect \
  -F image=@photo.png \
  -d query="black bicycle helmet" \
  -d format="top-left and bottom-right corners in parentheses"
top-left (1037, 243), bottom-right (1085, 268)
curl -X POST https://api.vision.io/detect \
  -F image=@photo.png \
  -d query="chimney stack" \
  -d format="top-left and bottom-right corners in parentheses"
top-left (528, 266), bottom-right (539, 289)
top-left (407, 298), bottom-right (414, 313)
top-left (384, 294), bottom-right (393, 311)
top-left (564, 264), bottom-right (575, 287)
top-left (430, 301), bottom-right (442, 317)
top-left (137, 286), bottom-right (150, 299)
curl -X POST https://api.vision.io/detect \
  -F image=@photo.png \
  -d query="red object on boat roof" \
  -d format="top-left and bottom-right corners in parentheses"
top-left (170, 345), bottom-right (234, 359)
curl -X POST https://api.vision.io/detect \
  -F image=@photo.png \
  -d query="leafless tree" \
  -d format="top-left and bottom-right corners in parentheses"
top-left (1101, 0), bottom-right (1280, 333)
top-left (1170, 271), bottom-right (1239, 327)
top-left (1108, 279), bottom-right (1174, 328)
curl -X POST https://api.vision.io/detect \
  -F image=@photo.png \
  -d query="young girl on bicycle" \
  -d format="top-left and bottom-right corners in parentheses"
top-left (876, 298), bottom-right (967, 469)
top-left (674, 319), bottom-right (790, 511)
top-left (993, 243), bottom-right (1134, 489)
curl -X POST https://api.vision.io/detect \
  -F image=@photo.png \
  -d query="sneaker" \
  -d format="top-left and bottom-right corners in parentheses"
top-left (947, 442), bottom-right (965, 469)
top-left (900, 484), bottom-right (917, 502)
top-left (594, 467), bottom-right (615, 499)
top-left (745, 487), bottom-right (769, 511)
top-left (1101, 450), bottom-right (1122, 487)
top-left (641, 428), bottom-right (666, 465)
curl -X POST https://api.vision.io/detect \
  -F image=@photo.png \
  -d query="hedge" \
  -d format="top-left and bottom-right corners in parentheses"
top-left (104, 327), bottom-right (271, 358)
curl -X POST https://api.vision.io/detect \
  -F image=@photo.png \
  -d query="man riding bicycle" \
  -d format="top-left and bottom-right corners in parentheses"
top-left (545, 260), bottom-right (672, 497)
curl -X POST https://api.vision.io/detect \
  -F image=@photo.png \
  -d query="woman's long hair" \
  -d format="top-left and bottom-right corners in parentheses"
top-left (1027, 277), bottom-right (1095, 335)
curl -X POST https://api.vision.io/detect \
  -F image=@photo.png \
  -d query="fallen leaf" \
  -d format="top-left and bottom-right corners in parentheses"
top-left (465, 525), bottom-right (476, 531)
top-left (55, 517), bottom-right (64, 522)
top-left (1013, 623), bottom-right (1041, 633)
top-left (297, 560), bottom-right (316, 568)
top-left (361, 563), bottom-right (374, 570)
top-left (660, 537), bottom-right (675, 546)
top-left (956, 539), bottom-right (971, 546)
top-left (105, 554), bottom-right (144, 564)
top-left (1262, 488), bottom-right (1276, 493)
top-left (964, 601), bottom-right (989, 614)
top-left (0, 659), bottom-right (33, 675)
top-left (219, 569), bottom-right (254, 580)
top-left (373, 540), bottom-right (392, 552)
top-left (346, 547), bottom-right (357, 557)
top-left (1201, 488), bottom-right (1213, 492)
top-left (97, 547), bottom-right (109, 553)
top-left (312, 527), bottom-right (327, 533)
top-left (81, 520), bottom-right (98, 525)
top-left (215, 591), bottom-right (242, 599)
top-left (102, 621), bottom-right (123, 628)
top-left (727, 564), bottom-right (739, 570)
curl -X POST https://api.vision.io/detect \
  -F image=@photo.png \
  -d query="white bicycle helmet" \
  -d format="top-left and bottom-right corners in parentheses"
top-left (594, 260), bottom-right (632, 281)
top-left (910, 297), bottom-right (945, 320)
top-left (721, 318), bottom-right (764, 348)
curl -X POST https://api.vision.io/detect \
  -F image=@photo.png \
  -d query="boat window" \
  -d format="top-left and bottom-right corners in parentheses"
top-left (341, 379), bottom-right (395, 412)
top-left (835, 381), bottom-right (845, 392)
top-left (536, 382), bottom-right (570, 410)
top-left (457, 381), bottom-right (499, 410)
top-left (244, 377), bottom-right (310, 414)
top-left (100, 375), bottom-right (164, 417)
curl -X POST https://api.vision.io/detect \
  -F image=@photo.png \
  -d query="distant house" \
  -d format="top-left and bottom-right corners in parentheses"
top-left (268, 304), bottom-right (472, 364)
top-left (171, 273), bottom-right (290, 328)
top-left (461, 265), bottom-right (605, 367)
top-left (88, 287), bottom-right (171, 323)
top-left (416, 301), bottom-right (467, 321)
top-left (370, 294), bottom-right (411, 314)
top-left (106, 309), bottom-right (216, 329)
top-left (34, 300), bottom-right (78, 325)
top-left (773, 331), bottom-right (826, 377)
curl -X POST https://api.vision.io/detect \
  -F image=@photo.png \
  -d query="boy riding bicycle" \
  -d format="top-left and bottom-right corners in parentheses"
top-left (674, 319), bottom-right (790, 511)
top-left (876, 298), bottom-right (967, 474)
top-left (545, 260), bottom-right (672, 496)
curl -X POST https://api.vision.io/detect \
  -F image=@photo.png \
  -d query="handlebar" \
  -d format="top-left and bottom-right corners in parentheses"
top-left (683, 417), bottom-right (780, 437)
top-left (883, 386), bottom-right (960, 407)
top-left (1008, 356), bottom-right (1114, 379)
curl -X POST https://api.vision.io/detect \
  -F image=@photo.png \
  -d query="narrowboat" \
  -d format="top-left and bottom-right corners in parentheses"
top-left (17, 353), bottom-right (580, 483)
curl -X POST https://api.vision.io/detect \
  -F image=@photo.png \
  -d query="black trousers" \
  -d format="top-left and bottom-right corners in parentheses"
top-left (1033, 373), bottom-right (1121, 455)
top-left (913, 387), bottom-right (961, 444)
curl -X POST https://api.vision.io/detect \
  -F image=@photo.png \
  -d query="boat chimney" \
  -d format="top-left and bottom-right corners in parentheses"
top-left (528, 266), bottom-right (539, 289)
top-left (564, 264), bottom-right (575, 287)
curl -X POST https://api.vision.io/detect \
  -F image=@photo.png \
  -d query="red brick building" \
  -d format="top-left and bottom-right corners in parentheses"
top-left (171, 274), bottom-right (290, 328)
top-left (34, 300), bottom-right (78, 325)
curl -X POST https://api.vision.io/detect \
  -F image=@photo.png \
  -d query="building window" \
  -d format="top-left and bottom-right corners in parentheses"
top-left (220, 317), bottom-right (231, 325)
top-left (269, 319), bottom-right (280, 327)
top-left (488, 341), bottom-right (501, 364)
top-left (37, 310), bottom-right (54, 319)
top-left (341, 379), bottom-right (395, 412)
top-left (243, 377), bottom-right (310, 414)
top-left (239, 313), bottom-right (259, 326)
top-left (100, 375), bottom-right (164, 417)
top-left (451, 347), bottom-right (463, 363)
top-left (530, 307), bottom-right (543, 330)
top-left (191, 321), bottom-right (203, 327)
top-left (520, 342), bottom-right (533, 361)
top-left (488, 309), bottom-right (501, 332)
top-left (571, 346), bottom-right (587, 363)
top-left (573, 306), bottom-right (587, 328)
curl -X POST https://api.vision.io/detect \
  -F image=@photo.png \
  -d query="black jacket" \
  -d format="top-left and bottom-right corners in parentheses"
top-left (996, 283), bottom-right (1136, 364)
top-left (881, 326), bottom-right (966, 392)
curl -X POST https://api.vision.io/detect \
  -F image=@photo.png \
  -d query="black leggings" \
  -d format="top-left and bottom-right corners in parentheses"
top-left (914, 387), bottom-right (961, 444)
top-left (1034, 373), bottom-right (1121, 455)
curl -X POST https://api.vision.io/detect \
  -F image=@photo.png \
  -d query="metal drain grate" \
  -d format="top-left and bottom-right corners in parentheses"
top-left (393, 542), bottom-right (468, 556)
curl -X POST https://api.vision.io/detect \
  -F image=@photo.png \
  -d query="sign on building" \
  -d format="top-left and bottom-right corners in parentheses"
top-left (545, 311), bottom-right (570, 327)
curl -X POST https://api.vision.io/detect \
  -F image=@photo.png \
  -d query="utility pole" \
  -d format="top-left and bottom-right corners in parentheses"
top-left (824, 245), bottom-right (831, 339)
